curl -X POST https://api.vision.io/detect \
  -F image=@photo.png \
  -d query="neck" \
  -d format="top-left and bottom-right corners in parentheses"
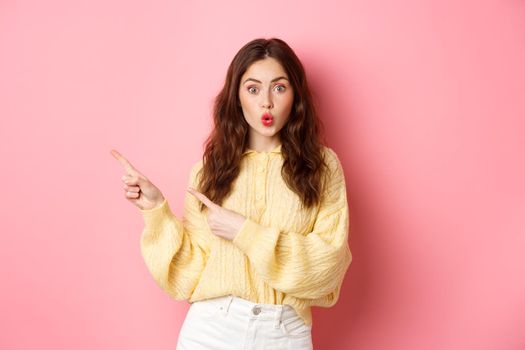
top-left (248, 141), bottom-right (281, 153)
top-left (247, 134), bottom-right (281, 153)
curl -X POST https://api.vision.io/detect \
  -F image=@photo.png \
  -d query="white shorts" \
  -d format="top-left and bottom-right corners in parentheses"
top-left (176, 294), bottom-right (313, 349)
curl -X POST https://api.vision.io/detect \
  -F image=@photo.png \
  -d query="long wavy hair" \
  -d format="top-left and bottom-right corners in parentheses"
top-left (197, 37), bottom-right (329, 212)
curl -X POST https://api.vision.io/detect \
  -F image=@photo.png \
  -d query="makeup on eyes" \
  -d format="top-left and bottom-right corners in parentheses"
top-left (246, 84), bottom-right (287, 93)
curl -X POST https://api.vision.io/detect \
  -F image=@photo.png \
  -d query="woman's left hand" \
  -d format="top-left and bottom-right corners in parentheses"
top-left (187, 187), bottom-right (246, 241)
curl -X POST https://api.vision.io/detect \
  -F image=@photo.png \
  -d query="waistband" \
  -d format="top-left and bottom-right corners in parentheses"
top-left (192, 294), bottom-right (298, 329)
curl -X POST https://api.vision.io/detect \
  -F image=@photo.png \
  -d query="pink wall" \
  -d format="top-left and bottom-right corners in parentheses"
top-left (1, 0), bottom-right (524, 349)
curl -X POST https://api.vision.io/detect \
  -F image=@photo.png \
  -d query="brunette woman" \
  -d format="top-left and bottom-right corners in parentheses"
top-left (111, 37), bottom-right (352, 350)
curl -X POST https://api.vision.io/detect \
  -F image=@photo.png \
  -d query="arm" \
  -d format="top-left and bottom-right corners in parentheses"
top-left (232, 149), bottom-right (352, 301)
top-left (139, 161), bottom-right (209, 300)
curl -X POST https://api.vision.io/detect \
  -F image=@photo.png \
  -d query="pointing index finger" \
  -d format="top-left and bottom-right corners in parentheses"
top-left (110, 149), bottom-right (139, 175)
top-left (188, 187), bottom-right (217, 209)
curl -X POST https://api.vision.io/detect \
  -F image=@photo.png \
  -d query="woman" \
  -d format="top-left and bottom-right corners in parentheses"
top-left (111, 37), bottom-right (352, 350)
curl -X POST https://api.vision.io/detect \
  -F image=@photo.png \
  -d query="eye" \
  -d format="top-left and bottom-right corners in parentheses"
top-left (275, 84), bottom-right (286, 92)
top-left (247, 86), bottom-right (258, 94)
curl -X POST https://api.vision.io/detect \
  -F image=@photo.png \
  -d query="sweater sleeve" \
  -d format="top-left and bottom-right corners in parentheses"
top-left (231, 148), bottom-right (352, 301)
top-left (139, 161), bottom-right (209, 300)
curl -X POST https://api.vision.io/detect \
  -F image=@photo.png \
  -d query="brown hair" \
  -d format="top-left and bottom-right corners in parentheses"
top-left (197, 37), bottom-right (329, 211)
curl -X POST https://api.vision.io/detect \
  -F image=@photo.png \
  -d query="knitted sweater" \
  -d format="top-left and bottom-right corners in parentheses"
top-left (139, 144), bottom-right (352, 326)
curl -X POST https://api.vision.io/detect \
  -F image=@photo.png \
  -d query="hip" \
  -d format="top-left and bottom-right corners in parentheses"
top-left (176, 294), bottom-right (313, 349)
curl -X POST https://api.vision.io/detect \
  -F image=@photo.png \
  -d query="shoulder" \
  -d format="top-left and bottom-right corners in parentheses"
top-left (320, 145), bottom-right (346, 194)
top-left (191, 158), bottom-right (204, 172)
top-left (321, 145), bottom-right (343, 173)
top-left (189, 159), bottom-right (204, 183)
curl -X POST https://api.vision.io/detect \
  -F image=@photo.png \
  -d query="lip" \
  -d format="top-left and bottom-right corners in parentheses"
top-left (261, 113), bottom-right (274, 126)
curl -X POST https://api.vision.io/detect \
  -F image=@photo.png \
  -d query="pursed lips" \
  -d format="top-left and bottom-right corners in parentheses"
top-left (261, 113), bottom-right (274, 126)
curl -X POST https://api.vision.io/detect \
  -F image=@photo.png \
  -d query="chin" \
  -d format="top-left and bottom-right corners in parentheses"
top-left (259, 126), bottom-right (280, 135)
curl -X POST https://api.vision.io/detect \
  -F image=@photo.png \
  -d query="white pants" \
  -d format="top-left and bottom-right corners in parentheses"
top-left (176, 294), bottom-right (313, 349)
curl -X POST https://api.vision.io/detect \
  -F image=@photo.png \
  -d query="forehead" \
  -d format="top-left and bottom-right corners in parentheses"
top-left (241, 57), bottom-right (288, 79)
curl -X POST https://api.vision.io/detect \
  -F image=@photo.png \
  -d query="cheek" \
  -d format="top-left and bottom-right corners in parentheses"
top-left (238, 93), bottom-right (245, 108)
top-left (279, 91), bottom-right (294, 106)
top-left (280, 95), bottom-right (294, 114)
top-left (239, 94), bottom-right (255, 111)
top-left (238, 100), bottom-right (249, 117)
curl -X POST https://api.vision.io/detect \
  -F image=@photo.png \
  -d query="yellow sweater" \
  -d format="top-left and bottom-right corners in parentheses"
top-left (139, 144), bottom-right (352, 326)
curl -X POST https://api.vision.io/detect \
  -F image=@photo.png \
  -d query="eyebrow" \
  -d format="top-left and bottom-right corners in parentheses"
top-left (242, 76), bottom-right (289, 84)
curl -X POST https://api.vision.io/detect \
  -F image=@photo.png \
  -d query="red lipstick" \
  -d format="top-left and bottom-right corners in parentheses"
top-left (261, 113), bottom-right (274, 126)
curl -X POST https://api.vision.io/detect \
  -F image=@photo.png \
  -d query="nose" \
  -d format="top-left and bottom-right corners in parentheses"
top-left (261, 90), bottom-right (273, 109)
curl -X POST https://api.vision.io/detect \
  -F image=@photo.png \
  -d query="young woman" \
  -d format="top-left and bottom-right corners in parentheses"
top-left (111, 37), bottom-right (352, 350)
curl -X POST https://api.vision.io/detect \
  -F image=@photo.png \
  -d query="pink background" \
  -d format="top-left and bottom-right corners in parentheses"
top-left (1, 0), bottom-right (524, 349)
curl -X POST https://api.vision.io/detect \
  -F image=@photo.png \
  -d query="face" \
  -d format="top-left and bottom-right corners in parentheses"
top-left (238, 57), bottom-right (294, 147)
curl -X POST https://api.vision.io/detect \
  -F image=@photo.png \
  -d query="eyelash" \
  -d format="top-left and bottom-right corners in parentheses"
top-left (247, 85), bottom-right (286, 94)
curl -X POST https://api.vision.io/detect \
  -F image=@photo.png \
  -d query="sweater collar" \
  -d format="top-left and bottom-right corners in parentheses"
top-left (242, 144), bottom-right (282, 156)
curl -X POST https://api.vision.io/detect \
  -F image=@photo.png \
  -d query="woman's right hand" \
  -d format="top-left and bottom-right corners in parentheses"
top-left (110, 149), bottom-right (165, 211)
